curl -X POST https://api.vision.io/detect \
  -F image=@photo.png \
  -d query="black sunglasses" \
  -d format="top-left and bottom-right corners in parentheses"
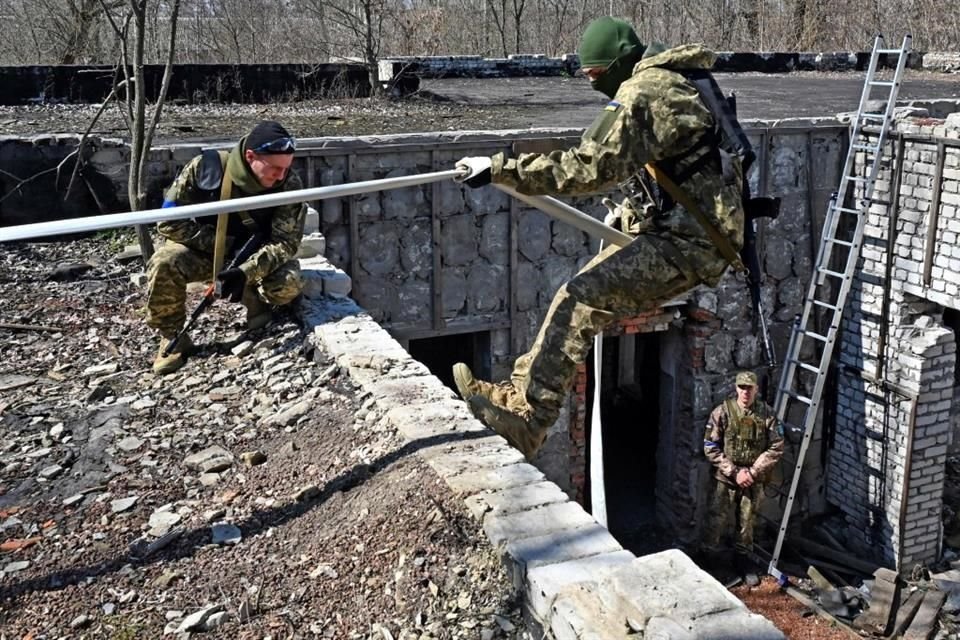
top-left (252, 136), bottom-right (296, 154)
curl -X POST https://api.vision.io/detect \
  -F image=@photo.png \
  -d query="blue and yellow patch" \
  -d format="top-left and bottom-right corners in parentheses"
top-left (604, 100), bottom-right (622, 112)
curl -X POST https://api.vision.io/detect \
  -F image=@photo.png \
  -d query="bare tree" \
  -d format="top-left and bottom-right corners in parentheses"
top-left (98, 0), bottom-right (182, 261)
top-left (297, 0), bottom-right (391, 95)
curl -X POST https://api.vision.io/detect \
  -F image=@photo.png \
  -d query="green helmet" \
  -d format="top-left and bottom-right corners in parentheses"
top-left (578, 17), bottom-right (645, 98)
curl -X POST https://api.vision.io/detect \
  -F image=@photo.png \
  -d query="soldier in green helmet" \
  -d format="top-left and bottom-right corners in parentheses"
top-left (452, 17), bottom-right (747, 460)
top-left (702, 371), bottom-right (784, 581)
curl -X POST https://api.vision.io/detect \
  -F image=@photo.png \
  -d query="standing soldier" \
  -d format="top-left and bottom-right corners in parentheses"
top-left (146, 120), bottom-right (305, 375)
top-left (452, 16), bottom-right (748, 459)
top-left (702, 371), bottom-right (784, 580)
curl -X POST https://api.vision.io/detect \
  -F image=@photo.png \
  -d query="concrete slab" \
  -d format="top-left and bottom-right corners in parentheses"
top-left (483, 501), bottom-right (596, 547)
top-left (445, 463), bottom-right (545, 495)
top-left (525, 550), bottom-right (635, 621)
top-left (425, 441), bottom-right (525, 477)
top-left (464, 481), bottom-right (569, 520)
top-left (505, 523), bottom-right (621, 572)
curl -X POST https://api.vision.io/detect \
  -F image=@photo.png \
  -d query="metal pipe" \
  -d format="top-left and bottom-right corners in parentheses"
top-left (0, 169), bottom-right (463, 243)
top-left (493, 184), bottom-right (633, 248)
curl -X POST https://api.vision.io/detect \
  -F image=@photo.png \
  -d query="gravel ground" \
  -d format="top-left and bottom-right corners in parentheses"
top-left (0, 234), bottom-right (525, 639)
top-left (732, 577), bottom-right (853, 640)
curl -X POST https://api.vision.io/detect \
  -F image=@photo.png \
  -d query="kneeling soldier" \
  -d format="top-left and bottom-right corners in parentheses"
top-left (146, 120), bottom-right (305, 375)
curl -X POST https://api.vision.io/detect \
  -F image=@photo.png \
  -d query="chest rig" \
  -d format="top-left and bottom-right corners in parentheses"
top-left (723, 399), bottom-right (769, 467)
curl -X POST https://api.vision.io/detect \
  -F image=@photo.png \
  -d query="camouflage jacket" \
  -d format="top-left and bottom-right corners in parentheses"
top-left (159, 142), bottom-right (305, 282)
top-left (490, 44), bottom-right (745, 272)
top-left (704, 398), bottom-right (784, 485)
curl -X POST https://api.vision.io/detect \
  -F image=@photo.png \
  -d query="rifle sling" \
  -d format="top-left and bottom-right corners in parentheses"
top-left (644, 162), bottom-right (747, 274)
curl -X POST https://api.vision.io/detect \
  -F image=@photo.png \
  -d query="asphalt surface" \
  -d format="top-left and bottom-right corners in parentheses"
top-left (422, 70), bottom-right (960, 127)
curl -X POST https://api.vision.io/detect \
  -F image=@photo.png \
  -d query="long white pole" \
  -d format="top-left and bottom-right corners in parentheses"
top-left (0, 169), bottom-right (463, 243)
top-left (1, 170), bottom-right (635, 250)
top-left (493, 184), bottom-right (633, 248)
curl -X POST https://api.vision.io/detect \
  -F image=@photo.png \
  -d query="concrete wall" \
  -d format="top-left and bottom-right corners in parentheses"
top-left (379, 50), bottom-right (922, 82)
top-left (0, 63), bottom-right (374, 105)
top-left (831, 112), bottom-right (960, 569)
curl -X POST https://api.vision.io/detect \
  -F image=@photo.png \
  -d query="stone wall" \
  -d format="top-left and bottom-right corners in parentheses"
top-left (830, 112), bottom-right (960, 569)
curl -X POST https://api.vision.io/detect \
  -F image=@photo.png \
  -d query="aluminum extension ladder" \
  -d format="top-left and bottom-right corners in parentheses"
top-left (767, 34), bottom-right (912, 580)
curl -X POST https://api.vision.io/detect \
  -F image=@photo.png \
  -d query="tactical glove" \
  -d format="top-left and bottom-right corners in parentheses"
top-left (454, 156), bottom-right (492, 188)
top-left (216, 267), bottom-right (247, 303)
top-left (601, 197), bottom-right (623, 230)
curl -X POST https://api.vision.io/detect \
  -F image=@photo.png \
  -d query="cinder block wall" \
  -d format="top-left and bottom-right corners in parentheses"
top-left (831, 113), bottom-right (960, 569)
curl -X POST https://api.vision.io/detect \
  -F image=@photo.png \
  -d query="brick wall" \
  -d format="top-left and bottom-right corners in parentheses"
top-left (830, 113), bottom-right (960, 569)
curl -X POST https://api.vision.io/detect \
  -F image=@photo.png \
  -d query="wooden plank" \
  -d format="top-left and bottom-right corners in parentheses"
top-left (888, 589), bottom-right (924, 639)
top-left (903, 589), bottom-right (946, 640)
top-left (783, 586), bottom-right (862, 640)
top-left (807, 565), bottom-right (835, 591)
top-left (855, 568), bottom-right (900, 635)
top-left (789, 537), bottom-right (882, 576)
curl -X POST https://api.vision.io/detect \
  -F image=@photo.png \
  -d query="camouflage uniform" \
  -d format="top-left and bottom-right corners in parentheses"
top-left (145, 141), bottom-right (306, 337)
top-left (488, 44), bottom-right (745, 435)
top-left (702, 397), bottom-right (784, 551)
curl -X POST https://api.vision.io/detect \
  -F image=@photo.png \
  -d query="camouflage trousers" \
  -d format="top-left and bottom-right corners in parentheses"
top-left (509, 232), bottom-right (729, 430)
top-left (702, 480), bottom-right (763, 552)
top-left (145, 241), bottom-right (303, 337)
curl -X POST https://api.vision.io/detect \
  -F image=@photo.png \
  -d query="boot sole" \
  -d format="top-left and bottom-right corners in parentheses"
top-left (452, 363), bottom-right (476, 400)
top-left (467, 396), bottom-right (546, 461)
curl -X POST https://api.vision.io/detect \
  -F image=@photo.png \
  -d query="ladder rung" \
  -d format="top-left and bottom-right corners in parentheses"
top-left (860, 113), bottom-right (886, 121)
top-left (800, 329), bottom-right (829, 342)
top-left (834, 206), bottom-right (862, 215)
top-left (869, 80), bottom-right (895, 87)
top-left (818, 267), bottom-right (847, 279)
top-left (844, 176), bottom-right (871, 183)
top-left (784, 389), bottom-right (813, 405)
top-left (852, 143), bottom-right (880, 153)
top-left (827, 238), bottom-right (854, 249)
top-left (812, 299), bottom-right (841, 311)
top-left (876, 49), bottom-right (903, 55)
top-left (794, 361), bottom-right (822, 375)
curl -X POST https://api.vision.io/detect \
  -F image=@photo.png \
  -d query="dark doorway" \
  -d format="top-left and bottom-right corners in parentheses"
top-left (408, 331), bottom-right (491, 394)
top-left (585, 332), bottom-right (665, 555)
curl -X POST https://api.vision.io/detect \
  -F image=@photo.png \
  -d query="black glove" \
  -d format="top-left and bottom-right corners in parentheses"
top-left (216, 267), bottom-right (247, 303)
top-left (455, 157), bottom-right (493, 189)
top-left (464, 168), bottom-right (491, 189)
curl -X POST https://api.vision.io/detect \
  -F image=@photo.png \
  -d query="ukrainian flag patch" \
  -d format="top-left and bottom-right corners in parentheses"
top-left (604, 100), bottom-right (622, 111)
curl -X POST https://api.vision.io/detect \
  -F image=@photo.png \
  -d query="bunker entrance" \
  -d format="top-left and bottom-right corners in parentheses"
top-left (407, 331), bottom-right (491, 395)
top-left (587, 333), bottom-right (666, 555)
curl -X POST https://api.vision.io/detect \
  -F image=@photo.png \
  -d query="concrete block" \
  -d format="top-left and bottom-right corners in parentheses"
top-left (297, 232), bottom-right (325, 259)
top-left (526, 550), bottom-right (635, 621)
top-left (304, 205), bottom-right (320, 235)
top-left (464, 482), bottom-right (570, 520)
top-left (323, 270), bottom-right (352, 298)
top-left (446, 463), bottom-right (545, 495)
top-left (483, 501), bottom-right (597, 547)
top-left (504, 523), bottom-right (621, 572)
top-left (425, 440), bottom-right (526, 477)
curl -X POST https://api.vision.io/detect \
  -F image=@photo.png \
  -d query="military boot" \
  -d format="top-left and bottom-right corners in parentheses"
top-left (467, 396), bottom-right (548, 460)
top-left (242, 287), bottom-right (273, 331)
top-left (154, 334), bottom-right (193, 376)
top-left (452, 362), bottom-right (500, 400)
top-left (453, 363), bottom-right (548, 460)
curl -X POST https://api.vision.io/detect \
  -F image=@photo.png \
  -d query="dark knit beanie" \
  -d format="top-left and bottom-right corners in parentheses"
top-left (244, 120), bottom-right (296, 154)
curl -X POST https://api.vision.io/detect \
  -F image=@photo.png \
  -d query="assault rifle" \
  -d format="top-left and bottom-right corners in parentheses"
top-left (162, 232), bottom-right (263, 357)
top-left (741, 188), bottom-right (781, 369)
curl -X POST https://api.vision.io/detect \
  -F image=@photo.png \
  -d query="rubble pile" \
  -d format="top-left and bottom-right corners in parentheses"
top-left (0, 235), bottom-right (524, 638)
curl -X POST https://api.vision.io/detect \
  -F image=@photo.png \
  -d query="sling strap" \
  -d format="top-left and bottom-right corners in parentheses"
top-left (645, 162), bottom-right (747, 274)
